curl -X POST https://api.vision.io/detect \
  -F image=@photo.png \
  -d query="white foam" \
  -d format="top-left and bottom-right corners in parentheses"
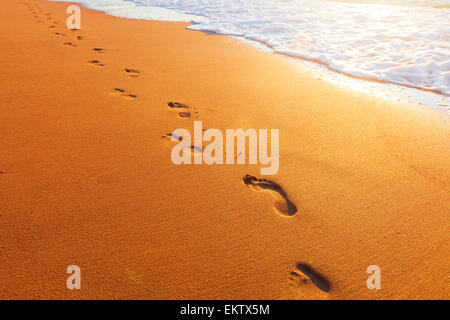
top-left (49, 0), bottom-right (207, 23)
top-left (135, 0), bottom-right (450, 96)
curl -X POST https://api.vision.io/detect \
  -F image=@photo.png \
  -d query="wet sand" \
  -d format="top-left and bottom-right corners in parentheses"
top-left (0, 0), bottom-right (449, 299)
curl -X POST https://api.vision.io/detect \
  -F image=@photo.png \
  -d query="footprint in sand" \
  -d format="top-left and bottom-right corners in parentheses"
top-left (89, 60), bottom-right (105, 67)
top-left (184, 145), bottom-right (203, 154)
top-left (124, 68), bottom-right (140, 78)
top-left (167, 101), bottom-right (199, 119)
top-left (242, 174), bottom-right (297, 217)
top-left (168, 102), bottom-right (189, 109)
top-left (161, 133), bottom-right (202, 154)
top-left (64, 42), bottom-right (77, 47)
top-left (53, 32), bottom-right (65, 37)
top-left (289, 263), bottom-right (331, 293)
top-left (77, 36), bottom-right (84, 41)
top-left (178, 111), bottom-right (192, 118)
top-left (93, 47), bottom-right (105, 53)
top-left (112, 88), bottom-right (137, 100)
top-left (161, 133), bottom-right (183, 142)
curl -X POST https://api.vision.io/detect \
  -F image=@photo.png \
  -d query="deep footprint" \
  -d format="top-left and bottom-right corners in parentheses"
top-left (64, 42), bottom-right (77, 47)
top-left (93, 48), bottom-right (104, 53)
top-left (242, 174), bottom-right (297, 217)
top-left (289, 263), bottom-right (331, 293)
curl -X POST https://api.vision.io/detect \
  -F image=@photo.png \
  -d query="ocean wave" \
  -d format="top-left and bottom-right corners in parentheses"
top-left (51, 0), bottom-right (450, 96)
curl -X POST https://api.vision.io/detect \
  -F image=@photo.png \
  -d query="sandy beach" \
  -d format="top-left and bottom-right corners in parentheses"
top-left (0, 0), bottom-right (449, 299)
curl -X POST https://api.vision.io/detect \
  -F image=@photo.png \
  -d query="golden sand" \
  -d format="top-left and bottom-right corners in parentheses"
top-left (0, 0), bottom-right (448, 299)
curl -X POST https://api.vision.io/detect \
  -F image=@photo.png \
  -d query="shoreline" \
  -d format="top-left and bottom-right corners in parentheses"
top-left (53, 0), bottom-right (450, 113)
top-left (0, 0), bottom-right (449, 299)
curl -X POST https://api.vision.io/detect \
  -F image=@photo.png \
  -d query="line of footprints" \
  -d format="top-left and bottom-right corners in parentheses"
top-left (161, 101), bottom-right (331, 294)
top-left (20, 1), bottom-right (331, 296)
top-left (162, 103), bottom-right (298, 217)
top-left (21, 1), bottom-right (139, 100)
